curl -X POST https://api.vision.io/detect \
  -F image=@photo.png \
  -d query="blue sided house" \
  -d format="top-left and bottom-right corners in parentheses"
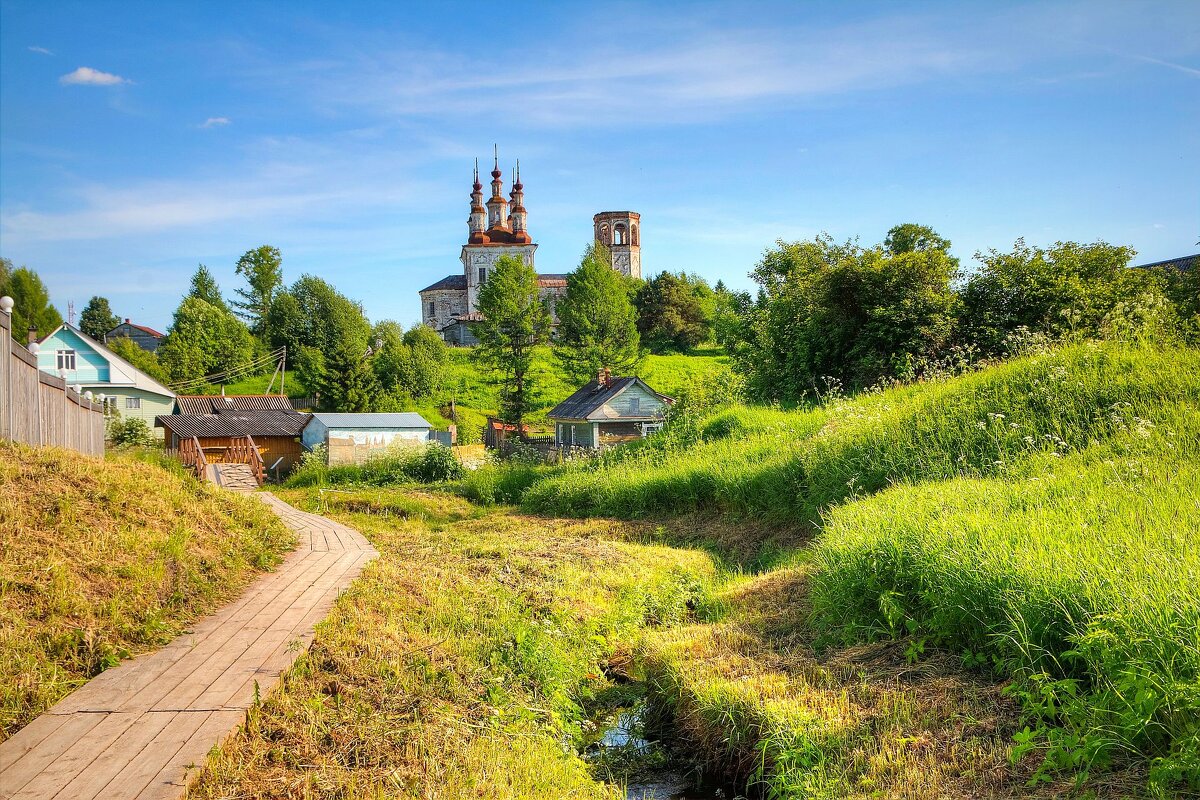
top-left (36, 323), bottom-right (176, 436)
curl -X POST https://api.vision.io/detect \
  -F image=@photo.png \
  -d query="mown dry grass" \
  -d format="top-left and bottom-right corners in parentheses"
top-left (0, 442), bottom-right (293, 740)
top-left (187, 488), bottom-right (717, 799)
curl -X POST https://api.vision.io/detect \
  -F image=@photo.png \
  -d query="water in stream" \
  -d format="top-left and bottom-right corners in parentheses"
top-left (581, 701), bottom-right (741, 800)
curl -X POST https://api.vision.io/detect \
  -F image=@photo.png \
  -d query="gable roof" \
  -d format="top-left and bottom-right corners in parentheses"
top-left (107, 319), bottom-right (165, 339)
top-left (156, 410), bottom-right (311, 438)
top-left (308, 412), bottom-right (431, 429)
top-left (37, 323), bottom-right (175, 399)
top-left (547, 376), bottom-right (673, 421)
top-left (175, 394), bottom-right (294, 414)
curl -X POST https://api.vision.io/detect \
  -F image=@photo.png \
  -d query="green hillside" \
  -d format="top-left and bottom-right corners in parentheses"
top-left (518, 341), bottom-right (1200, 793)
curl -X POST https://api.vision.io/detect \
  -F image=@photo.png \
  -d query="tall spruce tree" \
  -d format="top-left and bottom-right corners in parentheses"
top-left (470, 254), bottom-right (552, 427)
top-left (188, 264), bottom-right (229, 311)
top-left (554, 243), bottom-right (641, 383)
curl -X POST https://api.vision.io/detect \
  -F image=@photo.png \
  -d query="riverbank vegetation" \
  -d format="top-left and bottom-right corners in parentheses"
top-left (0, 443), bottom-right (293, 741)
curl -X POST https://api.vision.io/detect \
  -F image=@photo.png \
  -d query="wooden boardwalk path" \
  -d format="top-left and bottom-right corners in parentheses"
top-left (0, 493), bottom-right (377, 800)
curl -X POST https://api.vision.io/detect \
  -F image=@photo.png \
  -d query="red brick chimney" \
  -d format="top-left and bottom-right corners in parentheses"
top-left (27, 326), bottom-right (37, 345)
top-left (597, 368), bottom-right (611, 388)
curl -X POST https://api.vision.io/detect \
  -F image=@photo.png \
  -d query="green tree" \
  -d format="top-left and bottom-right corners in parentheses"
top-left (232, 245), bottom-right (283, 336)
top-left (157, 297), bottom-right (255, 383)
top-left (268, 275), bottom-right (371, 358)
top-left (0, 259), bottom-right (63, 342)
top-left (741, 232), bottom-right (960, 398)
top-left (711, 283), bottom-right (753, 355)
top-left (188, 264), bottom-right (228, 311)
top-left (106, 336), bottom-right (170, 383)
top-left (469, 254), bottom-right (552, 427)
top-left (79, 296), bottom-right (120, 341)
top-left (884, 223), bottom-right (954, 257)
top-left (635, 271), bottom-right (710, 353)
top-left (313, 340), bottom-right (381, 412)
top-left (554, 243), bottom-right (641, 383)
top-left (960, 240), bottom-right (1154, 355)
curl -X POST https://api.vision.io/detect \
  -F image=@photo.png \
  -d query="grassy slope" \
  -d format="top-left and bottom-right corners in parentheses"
top-left (0, 444), bottom-right (294, 740)
top-left (521, 341), bottom-right (1200, 794)
top-left (190, 491), bottom-right (1053, 800)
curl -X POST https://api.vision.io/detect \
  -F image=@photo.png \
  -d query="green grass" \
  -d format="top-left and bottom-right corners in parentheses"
top-left (514, 341), bottom-right (1200, 793)
top-left (0, 443), bottom-right (294, 740)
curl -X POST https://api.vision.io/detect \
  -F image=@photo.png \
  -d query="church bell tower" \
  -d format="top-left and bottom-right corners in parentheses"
top-left (593, 211), bottom-right (641, 279)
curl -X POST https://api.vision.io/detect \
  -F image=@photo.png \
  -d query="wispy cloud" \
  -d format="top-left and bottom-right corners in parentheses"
top-left (28, 46), bottom-right (54, 56)
top-left (59, 66), bottom-right (130, 86)
top-left (201, 117), bottom-right (231, 128)
top-left (1130, 54), bottom-right (1200, 78)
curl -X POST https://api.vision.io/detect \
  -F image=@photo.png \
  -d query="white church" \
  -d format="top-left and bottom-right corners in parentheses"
top-left (419, 153), bottom-right (641, 345)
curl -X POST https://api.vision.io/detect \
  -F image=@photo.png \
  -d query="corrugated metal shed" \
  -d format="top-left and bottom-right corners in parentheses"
top-left (309, 412), bottom-right (431, 429)
top-left (156, 410), bottom-right (311, 438)
top-left (175, 394), bottom-right (294, 414)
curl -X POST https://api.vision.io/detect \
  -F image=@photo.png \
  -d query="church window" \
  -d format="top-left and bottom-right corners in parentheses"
top-left (428, 301), bottom-right (435, 316)
top-left (614, 224), bottom-right (627, 245)
top-left (478, 267), bottom-right (487, 283)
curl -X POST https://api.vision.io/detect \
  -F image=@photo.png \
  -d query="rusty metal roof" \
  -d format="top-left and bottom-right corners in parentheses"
top-left (174, 394), bottom-right (295, 414)
top-left (156, 410), bottom-right (311, 438)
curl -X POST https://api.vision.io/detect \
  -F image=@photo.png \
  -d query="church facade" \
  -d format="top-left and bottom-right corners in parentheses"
top-left (419, 155), bottom-right (640, 344)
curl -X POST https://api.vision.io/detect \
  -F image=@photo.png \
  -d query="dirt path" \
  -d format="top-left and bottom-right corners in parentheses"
top-left (0, 493), bottom-right (377, 800)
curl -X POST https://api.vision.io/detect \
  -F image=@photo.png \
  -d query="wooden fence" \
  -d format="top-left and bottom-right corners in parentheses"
top-left (0, 302), bottom-right (106, 456)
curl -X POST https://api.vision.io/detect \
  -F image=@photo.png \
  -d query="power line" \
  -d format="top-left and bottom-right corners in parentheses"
top-left (167, 348), bottom-right (287, 391)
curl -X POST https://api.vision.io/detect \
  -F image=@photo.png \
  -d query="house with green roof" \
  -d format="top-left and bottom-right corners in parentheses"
top-left (35, 323), bottom-right (176, 437)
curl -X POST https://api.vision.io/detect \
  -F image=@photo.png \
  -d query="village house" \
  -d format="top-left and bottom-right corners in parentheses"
top-left (105, 318), bottom-right (165, 352)
top-left (301, 412), bottom-right (435, 465)
top-left (34, 322), bottom-right (175, 436)
top-left (547, 370), bottom-right (672, 450)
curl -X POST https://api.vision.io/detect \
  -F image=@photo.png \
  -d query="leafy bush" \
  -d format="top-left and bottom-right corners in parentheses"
top-left (287, 443), bottom-right (462, 487)
top-left (106, 416), bottom-right (154, 447)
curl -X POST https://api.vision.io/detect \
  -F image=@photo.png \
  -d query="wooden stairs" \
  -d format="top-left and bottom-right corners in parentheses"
top-left (207, 462), bottom-right (260, 492)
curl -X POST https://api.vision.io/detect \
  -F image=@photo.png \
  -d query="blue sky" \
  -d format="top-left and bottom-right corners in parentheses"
top-left (1, 0), bottom-right (1197, 331)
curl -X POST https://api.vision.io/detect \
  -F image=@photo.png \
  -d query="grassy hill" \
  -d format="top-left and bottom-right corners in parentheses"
top-left (0, 444), bottom-right (294, 740)
top-left (519, 341), bottom-right (1200, 793)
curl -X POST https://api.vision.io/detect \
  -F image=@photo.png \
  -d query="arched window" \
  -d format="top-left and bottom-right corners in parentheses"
top-left (614, 224), bottom-right (627, 245)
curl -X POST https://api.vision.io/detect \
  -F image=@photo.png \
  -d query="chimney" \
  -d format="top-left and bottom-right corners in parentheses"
top-left (27, 326), bottom-right (37, 345)
top-left (597, 367), bottom-right (612, 388)
top-left (124, 318), bottom-right (131, 324)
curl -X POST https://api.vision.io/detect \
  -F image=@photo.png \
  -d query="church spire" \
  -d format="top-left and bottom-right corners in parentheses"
top-left (509, 158), bottom-right (528, 240)
top-left (468, 158), bottom-right (487, 242)
top-left (486, 144), bottom-right (509, 231)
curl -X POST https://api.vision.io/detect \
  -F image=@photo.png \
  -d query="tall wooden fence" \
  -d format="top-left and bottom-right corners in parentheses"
top-left (0, 304), bottom-right (106, 456)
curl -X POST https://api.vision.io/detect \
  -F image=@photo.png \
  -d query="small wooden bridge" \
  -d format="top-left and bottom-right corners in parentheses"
top-left (177, 435), bottom-right (265, 489)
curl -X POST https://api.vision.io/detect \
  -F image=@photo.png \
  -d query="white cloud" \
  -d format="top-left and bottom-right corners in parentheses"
top-left (28, 46), bottom-right (54, 56)
top-left (202, 117), bottom-right (231, 128)
top-left (59, 67), bottom-right (129, 86)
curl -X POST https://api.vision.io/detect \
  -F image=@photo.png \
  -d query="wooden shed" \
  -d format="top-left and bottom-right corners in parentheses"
top-left (156, 409), bottom-right (311, 473)
top-left (547, 370), bottom-right (673, 449)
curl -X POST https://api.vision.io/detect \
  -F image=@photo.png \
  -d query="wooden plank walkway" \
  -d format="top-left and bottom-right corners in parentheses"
top-left (0, 493), bottom-right (377, 800)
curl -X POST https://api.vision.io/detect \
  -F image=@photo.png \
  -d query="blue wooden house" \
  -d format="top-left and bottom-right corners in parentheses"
top-left (36, 323), bottom-right (176, 436)
top-left (548, 370), bottom-right (672, 449)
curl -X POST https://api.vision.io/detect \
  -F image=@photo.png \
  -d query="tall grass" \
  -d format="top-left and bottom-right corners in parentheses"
top-left (524, 343), bottom-right (1200, 522)
top-left (811, 431), bottom-right (1200, 790)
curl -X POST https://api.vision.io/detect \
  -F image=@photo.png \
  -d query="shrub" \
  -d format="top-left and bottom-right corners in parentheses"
top-left (106, 416), bottom-right (154, 447)
top-left (406, 443), bottom-right (463, 483)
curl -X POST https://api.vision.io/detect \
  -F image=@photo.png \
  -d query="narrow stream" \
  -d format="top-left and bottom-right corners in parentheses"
top-left (580, 700), bottom-right (742, 800)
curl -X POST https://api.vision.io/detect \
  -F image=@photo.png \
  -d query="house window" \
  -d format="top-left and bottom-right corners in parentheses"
top-left (478, 267), bottom-right (487, 284)
top-left (628, 396), bottom-right (640, 413)
top-left (56, 349), bottom-right (76, 371)
top-left (642, 422), bottom-right (663, 437)
top-left (125, 397), bottom-right (141, 410)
